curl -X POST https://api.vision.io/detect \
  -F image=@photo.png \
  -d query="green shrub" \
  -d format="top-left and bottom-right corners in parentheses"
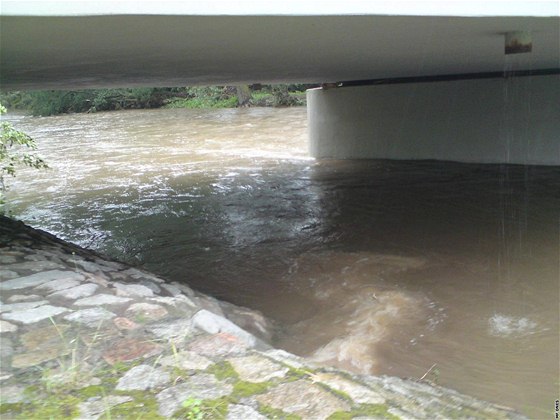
top-left (1, 84), bottom-right (310, 116)
top-left (0, 103), bottom-right (48, 214)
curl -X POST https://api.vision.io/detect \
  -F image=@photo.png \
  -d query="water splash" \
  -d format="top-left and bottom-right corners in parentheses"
top-left (488, 313), bottom-right (538, 338)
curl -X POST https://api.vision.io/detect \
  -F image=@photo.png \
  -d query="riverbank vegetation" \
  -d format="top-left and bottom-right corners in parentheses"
top-left (0, 103), bottom-right (48, 214)
top-left (0, 84), bottom-right (311, 116)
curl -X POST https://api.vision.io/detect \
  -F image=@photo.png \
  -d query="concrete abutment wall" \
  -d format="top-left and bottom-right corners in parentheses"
top-left (307, 74), bottom-right (559, 165)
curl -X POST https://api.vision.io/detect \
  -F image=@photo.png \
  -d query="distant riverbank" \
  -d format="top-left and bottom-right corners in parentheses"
top-left (0, 84), bottom-right (309, 117)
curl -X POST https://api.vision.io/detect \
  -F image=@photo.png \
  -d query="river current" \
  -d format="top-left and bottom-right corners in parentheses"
top-left (4, 107), bottom-right (559, 417)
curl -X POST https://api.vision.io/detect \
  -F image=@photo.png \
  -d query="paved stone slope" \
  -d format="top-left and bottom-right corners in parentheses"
top-left (0, 216), bottom-right (526, 419)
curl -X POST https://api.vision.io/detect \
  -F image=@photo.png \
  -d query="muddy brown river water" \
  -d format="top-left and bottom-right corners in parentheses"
top-left (4, 107), bottom-right (559, 417)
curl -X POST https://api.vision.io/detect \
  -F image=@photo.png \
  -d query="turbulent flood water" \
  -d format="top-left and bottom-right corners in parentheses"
top-left (5, 107), bottom-right (559, 417)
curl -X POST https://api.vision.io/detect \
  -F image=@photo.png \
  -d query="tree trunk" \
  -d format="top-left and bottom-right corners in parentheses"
top-left (235, 85), bottom-right (252, 107)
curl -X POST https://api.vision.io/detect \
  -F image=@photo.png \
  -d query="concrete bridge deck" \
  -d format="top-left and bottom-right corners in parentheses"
top-left (1, 1), bottom-right (558, 90)
top-left (0, 1), bottom-right (558, 164)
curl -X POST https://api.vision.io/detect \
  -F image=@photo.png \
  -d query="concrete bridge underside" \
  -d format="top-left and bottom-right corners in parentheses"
top-left (1, 3), bottom-right (559, 165)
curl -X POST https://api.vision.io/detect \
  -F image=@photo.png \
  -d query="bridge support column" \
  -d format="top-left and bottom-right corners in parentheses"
top-left (307, 74), bottom-right (559, 165)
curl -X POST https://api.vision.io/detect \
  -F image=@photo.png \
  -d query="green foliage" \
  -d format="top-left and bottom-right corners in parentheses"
top-left (29, 90), bottom-right (93, 115)
top-left (23, 88), bottom-right (171, 116)
top-left (177, 397), bottom-right (228, 419)
top-left (166, 96), bottom-right (238, 109)
top-left (22, 86), bottom-right (238, 115)
top-left (0, 103), bottom-right (48, 214)
top-left (269, 85), bottom-right (305, 107)
top-left (1, 84), bottom-right (310, 116)
top-left (165, 86), bottom-right (239, 109)
top-left (0, 91), bottom-right (34, 110)
top-left (181, 398), bottom-right (204, 420)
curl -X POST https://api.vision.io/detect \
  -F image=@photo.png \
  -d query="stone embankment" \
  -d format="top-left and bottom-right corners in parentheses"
top-left (0, 216), bottom-right (525, 419)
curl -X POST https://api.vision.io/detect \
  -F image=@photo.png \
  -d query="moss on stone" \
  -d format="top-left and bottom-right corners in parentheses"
top-left (207, 361), bottom-right (239, 381)
top-left (202, 397), bottom-right (229, 418)
top-left (327, 412), bottom-right (353, 420)
top-left (93, 359), bottom-right (141, 389)
top-left (328, 403), bottom-right (401, 420)
top-left (316, 383), bottom-right (353, 403)
top-left (284, 366), bottom-right (315, 382)
top-left (108, 391), bottom-right (164, 419)
top-left (257, 403), bottom-right (302, 420)
top-left (5, 369), bottom-right (119, 419)
top-left (111, 360), bottom-right (141, 374)
top-left (133, 313), bottom-right (150, 324)
top-left (2, 384), bottom-right (84, 419)
top-left (166, 366), bottom-right (196, 385)
top-left (231, 380), bottom-right (272, 398)
top-left (17, 393), bottom-right (81, 419)
top-left (23, 384), bottom-right (41, 398)
top-left (0, 402), bottom-right (24, 417)
top-left (76, 384), bottom-right (107, 399)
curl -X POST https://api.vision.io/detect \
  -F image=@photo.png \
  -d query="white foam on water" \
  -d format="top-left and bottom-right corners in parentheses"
top-left (488, 314), bottom-right (538, 338)
top-left (282, 251), bottom-right (436, 375)
top-left (310, 290), bottom-right (417, 373)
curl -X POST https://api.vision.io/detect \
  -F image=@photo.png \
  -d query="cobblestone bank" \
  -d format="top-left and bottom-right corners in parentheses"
top-left (0, 216), bottom-right (525, 419)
